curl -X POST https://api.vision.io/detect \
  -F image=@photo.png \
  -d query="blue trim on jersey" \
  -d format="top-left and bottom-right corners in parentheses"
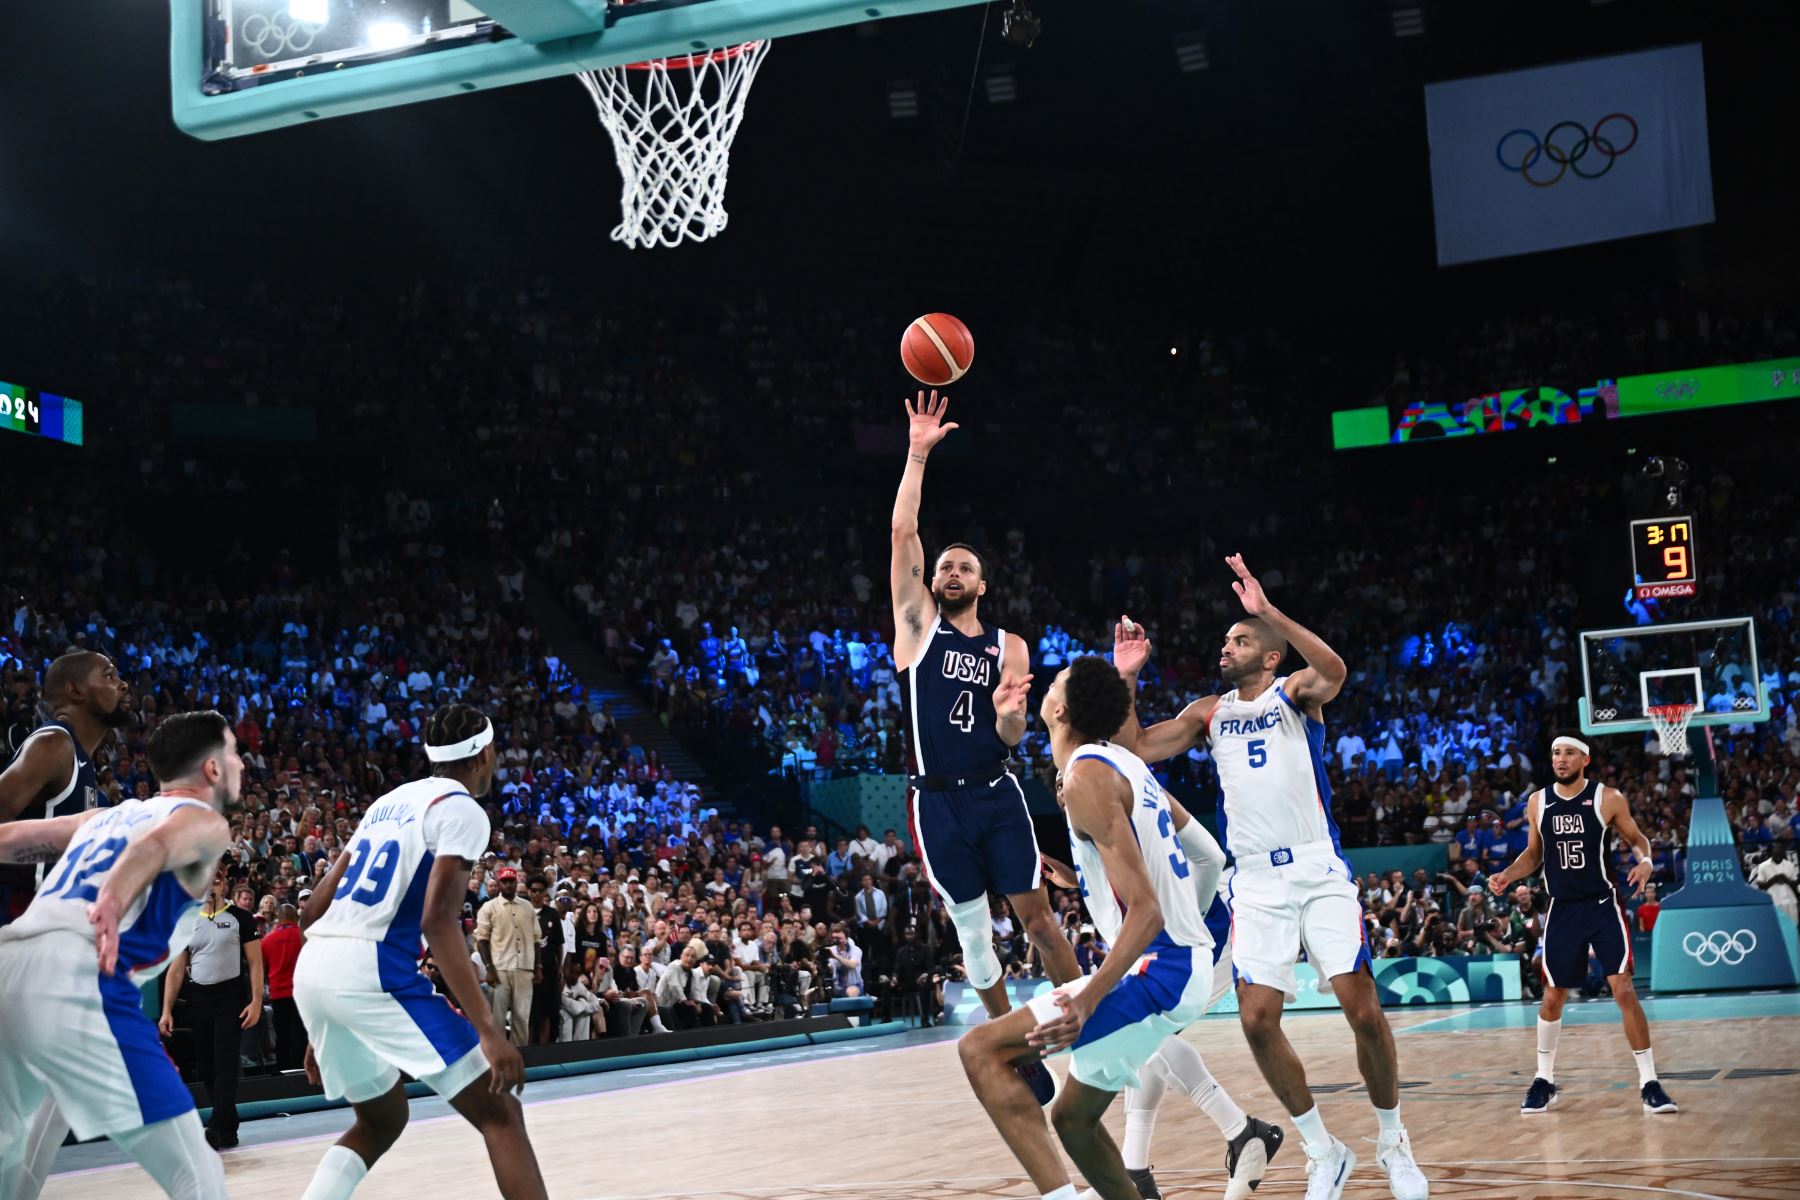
top-left (383, 847), bottom-right (435, 960)
top-left (374, 849), bottom-right (480, 1063)
top-left (1297, 717), bottom-right (1355, 875)
top-left (1275, 688), bottom-right (1325, 730)
top-left (116, 873), bottom-right (198, 977)
top-left (1203, 894), bottom-right (1231, 965)
top-left (376, 941), bottom-right (481, 1063)
top-left (1073, 931), bottom-right (1194, 1049)
top-left (98, 969), bottom-right (194, 1128)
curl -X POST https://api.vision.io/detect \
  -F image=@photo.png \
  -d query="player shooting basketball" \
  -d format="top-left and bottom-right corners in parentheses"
top-left (890, 389), bottom-right (1081, 1104)
top-left (1114, 557), bottom-right (1428, 1200)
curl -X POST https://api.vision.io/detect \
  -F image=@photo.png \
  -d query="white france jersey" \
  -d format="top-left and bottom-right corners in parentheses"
top-left (1208, 676), bottom-right (1347, 862)
top-left (0, 795), bottom-right (209, 984)
top-left (308, 778), bottom-right (490, 965)
top-left (1066, 741), bottom-right (1212, 951)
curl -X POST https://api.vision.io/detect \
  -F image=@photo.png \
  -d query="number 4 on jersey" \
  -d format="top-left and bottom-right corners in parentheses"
top-left (949, 689), bottom-right (974, 733)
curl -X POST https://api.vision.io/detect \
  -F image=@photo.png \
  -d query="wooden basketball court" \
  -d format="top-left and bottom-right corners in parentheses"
top-left (43, 994), bottom-right (1800, 1200)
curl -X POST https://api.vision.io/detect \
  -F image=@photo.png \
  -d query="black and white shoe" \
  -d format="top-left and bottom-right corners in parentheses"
top-left (1520, 1077), bottom-right (1558, 1115)
top-left (1641, 1080), bottom-right (1678, 1113)
top-left (1223, 1115), bottom-right (1285, 1200)
top-left (1126, 1165), bottom-right (1162, 1200)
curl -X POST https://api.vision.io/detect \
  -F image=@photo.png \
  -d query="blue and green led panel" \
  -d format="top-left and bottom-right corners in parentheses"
top-left (0, 381), bottom-right (84, 447)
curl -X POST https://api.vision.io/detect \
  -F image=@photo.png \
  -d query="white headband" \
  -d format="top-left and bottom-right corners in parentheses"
top-left (426, 718), bottom-right (494, 762)
top-left (1551, 735), bottom-right (1590, 756)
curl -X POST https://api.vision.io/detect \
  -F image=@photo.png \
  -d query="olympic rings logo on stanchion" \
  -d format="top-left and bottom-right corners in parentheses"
top-left (1681, 929), bottom-right (1757, 967)
top-left (1496, 114), bottom-right (1638, 187)
top-left (241, 11), bottom-right (323, 59)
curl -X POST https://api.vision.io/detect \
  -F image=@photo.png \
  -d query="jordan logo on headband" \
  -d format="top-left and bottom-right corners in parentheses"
top-left (426, 719), bottom-right (494, 762)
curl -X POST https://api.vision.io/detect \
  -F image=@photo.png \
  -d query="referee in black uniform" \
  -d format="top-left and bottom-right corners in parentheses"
top-left (159, 864), bottom-right (263, 1149)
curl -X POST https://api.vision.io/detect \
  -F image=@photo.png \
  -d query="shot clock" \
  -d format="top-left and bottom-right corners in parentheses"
top-left (1631, 515), bottom-right (1698, 600)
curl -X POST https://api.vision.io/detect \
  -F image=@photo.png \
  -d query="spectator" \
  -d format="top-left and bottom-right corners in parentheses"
top-left (559, 961), bottom-right (603, 1041)
top-left (828, 924), bottom-right (864, 997)
top-left (655, 941), bottom-right (716, 1029)
top-left (261, 903), bottom-right (305, 1072)
top-left (476, 867), bottom-right (537, 1047)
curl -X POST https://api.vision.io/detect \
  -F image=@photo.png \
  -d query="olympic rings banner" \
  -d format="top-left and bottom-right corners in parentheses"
top-left (1425, 44), bottom-right (1714, 265)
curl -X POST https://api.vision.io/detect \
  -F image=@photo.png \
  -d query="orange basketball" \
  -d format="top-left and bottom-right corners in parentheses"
top-left (901, 313), bottom-right (975, 387)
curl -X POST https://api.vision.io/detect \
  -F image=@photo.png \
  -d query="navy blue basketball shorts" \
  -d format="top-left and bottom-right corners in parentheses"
top-left (907, 775), bottom-right (1042, 906)
top-left (1540, 893), bottom-right (1633, 989)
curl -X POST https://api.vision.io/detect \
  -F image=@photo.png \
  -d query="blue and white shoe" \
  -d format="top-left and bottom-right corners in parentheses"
top-left (1641, 1080), bottom-right (1678, 1113)
top-left (1303, 1136), bottom-right (1356, 1200)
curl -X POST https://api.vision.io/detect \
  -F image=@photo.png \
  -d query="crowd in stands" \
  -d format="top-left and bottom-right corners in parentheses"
top-left (2, 273), bottom-right (1798, 1087)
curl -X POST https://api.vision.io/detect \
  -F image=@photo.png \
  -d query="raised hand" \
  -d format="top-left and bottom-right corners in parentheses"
top-left (1226, 553), bottom-right (1270, 616)
top-left (1112, 615), bottom-right (1151, 678)
top-left (905, 389), bottom-right (959, 454)
top-left (994, 672), bottom-right (1034, 722)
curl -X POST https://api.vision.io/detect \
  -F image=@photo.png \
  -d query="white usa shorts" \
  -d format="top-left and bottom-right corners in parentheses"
top-left (1026, 935), bottom-right (1214, 1092)
top-left (0, 930), bottom-right (194, 1142)
top-left (294, 936), bottom-right (488, 1104)
top-left (1227, 839), bottom-right (1371, 1003)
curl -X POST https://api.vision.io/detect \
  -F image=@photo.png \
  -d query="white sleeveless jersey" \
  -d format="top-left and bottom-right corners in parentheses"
top-left (1065, 741), bottom-right (1212, 951)
top-left (1208, 676), bottom-right (1346, 861)
top-left (0, 795), bottom-right (210, 984)
top-left (307, 778), bottom-right (491, 963)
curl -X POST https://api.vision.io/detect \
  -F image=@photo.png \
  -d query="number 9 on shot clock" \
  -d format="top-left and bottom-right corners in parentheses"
top-left (1630, 515), bottom-right (1698, 600)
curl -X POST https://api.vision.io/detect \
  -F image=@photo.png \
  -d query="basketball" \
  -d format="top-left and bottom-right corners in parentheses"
top-left (901, 313), bottom-right (975, 387)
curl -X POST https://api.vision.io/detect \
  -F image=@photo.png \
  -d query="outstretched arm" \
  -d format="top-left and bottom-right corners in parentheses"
top-left (1489, 791), bottom-right (1544, 894)
top-left (890, 390), bottom-right (958, 667)
top-left (0, 810), bottom-right (98, 863)
top-left (1225, 554), bottom-right (1346, 714)
top-left (1110, 616), bottom-right (1217, 760)
top-left (90, 805), bottom-right (232, 976)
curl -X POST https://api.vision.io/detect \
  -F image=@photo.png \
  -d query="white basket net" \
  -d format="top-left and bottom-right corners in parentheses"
top-left (577, 40), bottom-right (772, 249)
top-left (1646, 703), bottom-right (1695, 756)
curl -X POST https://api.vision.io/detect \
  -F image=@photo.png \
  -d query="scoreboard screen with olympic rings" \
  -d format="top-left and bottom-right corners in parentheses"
top-left (0, 381), bottom-right (84, 448)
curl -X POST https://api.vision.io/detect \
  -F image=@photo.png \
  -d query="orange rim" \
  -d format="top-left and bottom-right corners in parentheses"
top-left (625, 40), bottom-right (762, 71)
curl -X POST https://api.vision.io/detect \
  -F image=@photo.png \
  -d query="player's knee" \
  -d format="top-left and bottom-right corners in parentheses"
top-left (1050, 1098), bottom-right (1091, 1143)
top-left (1609, 977), bottom-right (1640, 1005)
top-left (956, 1025), bottom-right (997, 1074)
top-left (1238, 1003), bottom-right (1280, 1048)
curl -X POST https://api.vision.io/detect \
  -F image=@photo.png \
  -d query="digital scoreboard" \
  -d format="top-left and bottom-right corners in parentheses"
top-left (1631, 515), bottom-right (1697, 600)
top-left (0, 381), bottom-right (83, 447)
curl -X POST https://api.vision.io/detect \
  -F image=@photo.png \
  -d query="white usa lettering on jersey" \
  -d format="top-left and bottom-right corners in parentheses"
top-left (1209, 676), bottom-right (1344, 858)
top-left (308, 778), bottom-right (490, 956)
top-left (1065, 741), bottom-right (1212, 951)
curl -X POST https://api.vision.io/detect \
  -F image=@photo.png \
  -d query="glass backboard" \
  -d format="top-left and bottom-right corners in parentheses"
top-left (172, 0), bottom-right (995, 140)
top-left (1578, 616), bottom-right (1767, 736)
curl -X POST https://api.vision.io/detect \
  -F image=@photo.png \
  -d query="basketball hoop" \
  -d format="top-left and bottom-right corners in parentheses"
top-left (576, 22), bottom-right (770, 249)
top-left (1646, 703), bottom-right (1696, 757)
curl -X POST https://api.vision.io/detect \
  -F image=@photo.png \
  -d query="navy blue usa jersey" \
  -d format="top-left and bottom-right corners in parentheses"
top-left (0, 719), bottom-right (106, 893)
top-left (1537, 778), bottom-right (1616, 901)
top-left (898, 617), bottom-right (1010, 777)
